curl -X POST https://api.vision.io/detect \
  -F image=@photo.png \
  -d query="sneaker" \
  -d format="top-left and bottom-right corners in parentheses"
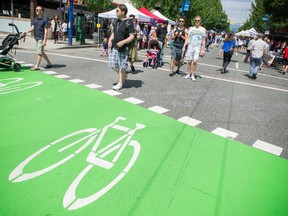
top-left (169, 72), bottom-right (174, 77)
top-left (43, 64), bottom-right (52, 69)
top-left (184, 74), bottom-right (190, 79)
top-left (112, 82), bottom-right (123, 90)
top-left (191, 75), bottom-right (196, 81)
top-left (175, 69), bottom-right (180, 74)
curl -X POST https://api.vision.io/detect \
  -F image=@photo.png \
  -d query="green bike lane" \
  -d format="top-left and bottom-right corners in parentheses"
top-left (1, 69), bottom-right (288, 216)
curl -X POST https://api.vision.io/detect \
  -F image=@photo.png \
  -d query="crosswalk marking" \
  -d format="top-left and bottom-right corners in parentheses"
top-left (103, 90), bottom-right (122, 96)
top-left (69, 79), bottom-right (85, 83)
top-left (178, 116), bottom-right (202, 127)
top-left (253, 140), bottom-right (283, 156)
top-left (123, 97), bottom-right (144, 104)
top-left (148, 106), bottom-right (169, 114)
top-left (212, 127), bottom-right (238, 139)
top-left (55, 75), bottom-right (70, 79)
top-left (85, 84), bottom-right (102, 89)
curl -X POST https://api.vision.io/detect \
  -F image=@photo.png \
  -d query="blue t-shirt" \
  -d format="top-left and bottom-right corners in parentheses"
top-left (33, 16), bottom-right (48, 41)
top-left (222, 39), bottom-right (236, 52)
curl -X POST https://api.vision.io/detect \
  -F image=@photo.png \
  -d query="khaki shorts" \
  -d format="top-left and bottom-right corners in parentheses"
top-left (36, 40), bottom-right (44, 55)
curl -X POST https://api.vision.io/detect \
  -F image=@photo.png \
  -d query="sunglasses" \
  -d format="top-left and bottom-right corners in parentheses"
top-left (116, 9), bottom-right (120, 12)
top-left (195, 20), bottom-right (200, 22)
top-left (179, 20), bottom-right (184, 23)
top-left (36, 9), bottom-right (41, 11)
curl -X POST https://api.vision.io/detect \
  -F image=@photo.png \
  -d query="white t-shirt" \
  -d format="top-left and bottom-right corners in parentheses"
top-left (251, 39), bottom-right (266, 58)
top-left (188, 26), bottom-right (206, 49)
top-left (62, 22), bottom-right (67, 32)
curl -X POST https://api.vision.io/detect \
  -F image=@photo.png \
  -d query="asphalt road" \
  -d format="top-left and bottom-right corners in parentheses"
top-left (12, 43), bottom-right (288, 160)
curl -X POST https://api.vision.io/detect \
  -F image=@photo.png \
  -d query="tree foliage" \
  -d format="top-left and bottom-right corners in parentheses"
top-left (130, 0), bottom-right (230, 31)
top-left (86, 0), bottom-right (111, 13)
top-left (239, 0), bottom-right (288, 33)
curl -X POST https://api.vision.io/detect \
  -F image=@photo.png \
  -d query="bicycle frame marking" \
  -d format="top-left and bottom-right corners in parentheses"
top-left (0, 78), bottom-right (43, 94)
top-left (9, 117), bottom-right (146, 210)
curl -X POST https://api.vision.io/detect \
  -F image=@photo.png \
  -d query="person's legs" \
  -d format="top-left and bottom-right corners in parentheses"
top-left (249, 57), bottom-right (255, 77)
top-left (42, 51), bottom-right (52, 66)
top-left (184, 61), bottom-right (192, 79)
top-left (169, 47), bottom-right (176, 75)
top-left (112, 49), bottom-right (129, 90)
top-left (223, 52), bottom-right (232, 72)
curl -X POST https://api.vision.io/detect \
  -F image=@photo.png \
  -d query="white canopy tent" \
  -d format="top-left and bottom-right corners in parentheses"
top-left (151, 10), bottom-right (176, 25)
top-left (98, 2), bottom-right (151, 22)
top-left (235, 28), bottom-right (258, 37)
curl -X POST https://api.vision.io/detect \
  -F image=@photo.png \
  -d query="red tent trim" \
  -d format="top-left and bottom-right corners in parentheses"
top-left (138, 6), bottom-right (164, 23)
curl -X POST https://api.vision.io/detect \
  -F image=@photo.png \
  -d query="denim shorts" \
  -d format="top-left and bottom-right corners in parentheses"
top-left (171, 46), bottom-right (183, 61)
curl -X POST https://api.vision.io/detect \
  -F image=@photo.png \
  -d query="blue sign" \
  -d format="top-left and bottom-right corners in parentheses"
top-left (183, 1), bottom-right (190, 11)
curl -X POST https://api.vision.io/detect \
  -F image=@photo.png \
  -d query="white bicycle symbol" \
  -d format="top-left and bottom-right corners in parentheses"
top-left (9, 116), bottom-right (146, 210)
top-left (0, 77), bottom-right (43, 94)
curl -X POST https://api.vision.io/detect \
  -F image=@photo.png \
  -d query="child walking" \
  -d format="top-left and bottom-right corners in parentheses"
top-left (101, 38), bottom-right (109, 57)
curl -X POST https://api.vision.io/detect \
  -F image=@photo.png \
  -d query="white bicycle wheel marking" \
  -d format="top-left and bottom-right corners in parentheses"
top-left (0, 78), bottom-right (43, 94)
top-left (9, 117), bottom-right (146, 210)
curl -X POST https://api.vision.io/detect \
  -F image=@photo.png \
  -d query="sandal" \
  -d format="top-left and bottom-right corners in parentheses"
top-left (30, 67), bottom-right (40, 71)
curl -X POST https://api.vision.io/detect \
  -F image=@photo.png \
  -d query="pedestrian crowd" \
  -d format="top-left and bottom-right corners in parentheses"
top-left (24, 4), bottom-right (288, 90)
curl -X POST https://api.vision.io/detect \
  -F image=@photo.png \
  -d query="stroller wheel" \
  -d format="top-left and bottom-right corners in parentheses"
top-left (13, 63), bottom-right (21, 72)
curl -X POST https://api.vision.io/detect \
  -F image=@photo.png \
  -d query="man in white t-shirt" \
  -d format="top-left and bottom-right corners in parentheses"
top-left (182, 15), bottom-right (206, 81)
top-left (249, 33), bottom-right (266, 79)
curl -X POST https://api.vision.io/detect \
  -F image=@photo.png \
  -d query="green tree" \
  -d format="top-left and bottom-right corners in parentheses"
top-left (86, 0), bottom-right (111, 13)
top-left (239, 0), bottom-right (288, 33)
top-left (131, 0), bottom-right (229, 31)
top-left (262, 0), bottom-right (288, 32)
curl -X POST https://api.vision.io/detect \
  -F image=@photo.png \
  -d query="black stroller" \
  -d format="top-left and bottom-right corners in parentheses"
top-left (143, 39), bottom-right (161, 69)
top-left (0, 23), bottom-right (25, 72)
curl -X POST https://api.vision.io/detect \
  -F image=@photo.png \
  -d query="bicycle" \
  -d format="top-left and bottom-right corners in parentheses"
top-left (9, 116), bottom-right (146, 210)
top-left (0, 77), bottom-right (43, 94)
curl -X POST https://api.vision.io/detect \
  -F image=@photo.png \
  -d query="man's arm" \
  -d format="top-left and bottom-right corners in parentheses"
top-left (43, 27), bottom-right (48, 46)
top-left (182, 32), bottom-right (190, 51)
top-left (25, 25), bottom-right (34, 35)
top-left (108, 32), bottom-right (114, 48)
top-left (117, 34), bottom-right (135, 48)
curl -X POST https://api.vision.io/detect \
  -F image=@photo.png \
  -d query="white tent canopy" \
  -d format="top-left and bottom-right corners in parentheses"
top-left (98, 2), bottom-right (151, 22)
top-left (151, 10), bottom-right (176, 25)
top-left (235, 28), bottom-right (258, 37)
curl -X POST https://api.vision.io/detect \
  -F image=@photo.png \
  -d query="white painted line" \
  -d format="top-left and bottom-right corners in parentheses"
top-left (236, 62), bottom-right (239, 69)
top-left (178, 116), bottom-right (202, 127)
top-left (148, 106), bottom-right (169, 114)
top-left (85, 84), bottom-right (102, 89)
top-left (15, 61), bottom-right (26, 64)
top-left (22, 63), bottom-right (34, 67)
top-left (54, 74), bottom-right (70, 79)
top-left (43, 71), bottom-right (58, 75)
top-left (212, 127), bottom-right (238, 139)
top-left (236, 52), bottom-right (238, 56)
top-left (69, 79), bottom-right (85, 83)
top-left (252, 140), bottom-right (283, 156)
top-left (102, 90), bottom-right (121, 96)
top-left (123, 97), bottom-right (144, 104)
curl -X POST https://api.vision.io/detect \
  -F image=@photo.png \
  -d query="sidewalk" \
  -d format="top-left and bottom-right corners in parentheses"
top-left (0, 32), bottom-right (99, 50)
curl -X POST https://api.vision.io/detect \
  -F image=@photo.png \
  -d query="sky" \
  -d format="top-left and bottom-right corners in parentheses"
top-left (221, 0), bottom-right (255, 24)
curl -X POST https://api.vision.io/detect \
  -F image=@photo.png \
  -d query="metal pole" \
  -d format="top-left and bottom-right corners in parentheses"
top-left (68, 0), bottom-right (73, 45)
top-left (11, 0), bottom-right (14, 28)
top-left (97, 17), bottom-right (100, 47)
